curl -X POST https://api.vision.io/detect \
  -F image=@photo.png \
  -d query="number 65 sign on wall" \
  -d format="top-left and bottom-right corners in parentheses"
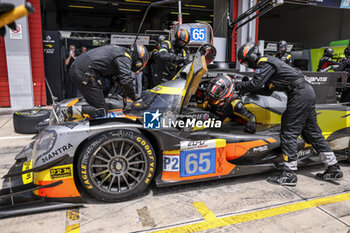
top-left (175, 23), bottom-right (213, 46)
top-left (190, 28), bottom-right (207, 42)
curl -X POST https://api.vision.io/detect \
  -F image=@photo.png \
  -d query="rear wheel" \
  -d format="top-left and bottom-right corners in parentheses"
top-left (76, 130), bottom-right (156, 202)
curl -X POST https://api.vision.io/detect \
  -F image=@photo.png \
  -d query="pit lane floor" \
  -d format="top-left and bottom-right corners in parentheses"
top-left (0, 114), bottom-right (350, 233)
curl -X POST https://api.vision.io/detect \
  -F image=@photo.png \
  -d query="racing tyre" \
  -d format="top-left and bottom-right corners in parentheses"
top-left (77, 130), bottom-right (156, 202)
top-left (13, 109), bottom-right (51, 134)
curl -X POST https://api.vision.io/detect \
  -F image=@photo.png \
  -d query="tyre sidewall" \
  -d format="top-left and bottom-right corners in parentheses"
top-left (77, 129), bottom-right (156, 202)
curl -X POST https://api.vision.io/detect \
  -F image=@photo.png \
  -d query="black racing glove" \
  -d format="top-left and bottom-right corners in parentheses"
top-left (0, 3), bottom-right (17, 37)
top-left (245, 115), bottom-right (256, 133)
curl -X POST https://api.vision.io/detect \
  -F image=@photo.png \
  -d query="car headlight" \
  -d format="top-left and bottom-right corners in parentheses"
top-left (33, 130), bottom-right (57, 162)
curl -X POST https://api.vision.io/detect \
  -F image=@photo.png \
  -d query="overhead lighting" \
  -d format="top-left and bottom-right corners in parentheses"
top-left (195, 20), bottom-right (212, 23)
top-left (171, 12), bottom-right (190, 15)
top-left (184, 4), bottom-right (206, 8)
top-left (118, 8), bottom-right (141, 12)
top-left (125, 0), bottom-right (151, 3)
top-left (68, 5), bottom-right (94, 9)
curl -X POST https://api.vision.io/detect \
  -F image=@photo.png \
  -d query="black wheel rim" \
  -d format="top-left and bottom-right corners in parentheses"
top-left (88, 138), bottom-right (148, 195)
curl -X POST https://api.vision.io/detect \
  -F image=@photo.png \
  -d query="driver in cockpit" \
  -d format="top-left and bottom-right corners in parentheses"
top-left (196, 74), bottom-right (256, 133)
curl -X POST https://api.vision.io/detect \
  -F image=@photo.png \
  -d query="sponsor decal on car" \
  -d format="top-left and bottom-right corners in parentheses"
top-left (181, 140), bottom-right (216, 150)
top-left (41, 143), bottom-right (74, 163)
top-left (50, 166), bottom-right (72, 179)
top-left (22, 160), bottom-right (33, 184)
top-left (107, 111), bottom-right (125, 118)
top-left (253, 145), bottom-right (268, 152)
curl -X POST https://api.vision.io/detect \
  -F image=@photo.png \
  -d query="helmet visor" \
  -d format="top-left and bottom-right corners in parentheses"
top-left (177, 40), bottom-right (187, 47)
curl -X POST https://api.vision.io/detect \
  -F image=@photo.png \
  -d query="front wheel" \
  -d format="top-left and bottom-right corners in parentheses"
top-left (76, 130), bottom-right (156, 202)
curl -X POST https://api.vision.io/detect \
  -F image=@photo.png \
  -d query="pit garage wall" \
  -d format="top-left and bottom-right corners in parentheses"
top-left (28, 0), bottom-right (46, 106)
top-left (0, 38), bottom-right (11, 107)
top-left (1, 0), bottom-right (45, 108)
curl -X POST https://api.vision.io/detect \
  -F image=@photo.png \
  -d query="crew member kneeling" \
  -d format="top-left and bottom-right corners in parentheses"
top-left (69, 44), bottom-right (149, 118)
top-left (236, 42), bottom-right (343, 186)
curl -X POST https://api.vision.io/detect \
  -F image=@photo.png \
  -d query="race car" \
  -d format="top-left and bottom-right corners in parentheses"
top-left (0, 45), bottom-right (349, 217)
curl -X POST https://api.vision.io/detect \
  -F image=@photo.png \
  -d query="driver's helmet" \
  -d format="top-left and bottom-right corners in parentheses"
top-left (277, 40), bottom-right (288, 54)
top-left (237, 42), bottom-right (261, 69)
top-left (344, 46), bottom-right (350, 58)
top-left (175, 29), bottom-right (190, 48)
top-left (207, 75), bottom-right (235, 109)
top-left (130, 44), bottom-right (149, 72)
top-left (324, 48), bottom-right (334, 58)
top-left (156, 35), bottom-right (166, 49)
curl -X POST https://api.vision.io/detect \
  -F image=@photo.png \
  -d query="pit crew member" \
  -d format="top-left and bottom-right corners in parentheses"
top-left (336, 46), bottom-right (350, 74)
top-left (69, 44), bottom-right (149, 117)
top-left (173, 28), bottom-right (190, 70)
top-left (274, 40), bottom-right (293, 66)
top-left (236, 41), bottom-right (343, 186)
top-left (152, 30), bottom-right (189, 86)
top-left (317, 48), bottom-right (339, 71)
top-left (196, 75), bottom-right (256, 133)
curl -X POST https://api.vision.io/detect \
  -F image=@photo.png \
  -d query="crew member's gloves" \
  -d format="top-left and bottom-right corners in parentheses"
top-left (244, 116), bottom-right (256, 133)
top-left (0, 3), bottom-right (17, 37)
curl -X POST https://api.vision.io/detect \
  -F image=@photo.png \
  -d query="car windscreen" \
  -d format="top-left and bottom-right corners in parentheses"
top-left (124, 91), bottom-right (182, 117)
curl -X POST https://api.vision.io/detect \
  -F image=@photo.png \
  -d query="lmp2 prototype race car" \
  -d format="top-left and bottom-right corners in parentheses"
top-left (0, 45), bottom-right (350, 217)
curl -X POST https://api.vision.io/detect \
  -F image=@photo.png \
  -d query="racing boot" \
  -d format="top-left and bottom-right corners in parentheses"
top-left (267, 170), bottom-right (298, 186)
top-left (316, 164), bottom-right (343, 181)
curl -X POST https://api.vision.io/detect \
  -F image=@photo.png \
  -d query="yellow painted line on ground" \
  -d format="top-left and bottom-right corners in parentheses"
top-left (153, 192), bottom-right (350, 233)
top-left (192, 202), bottom-right (218, 222)
top-left (65, 208), bottom-right (80, 233)
top-left (65, 224), bottom-right (80, 233)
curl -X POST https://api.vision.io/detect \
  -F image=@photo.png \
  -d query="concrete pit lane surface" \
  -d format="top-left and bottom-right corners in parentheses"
top-left (0, 113), bottom-right (350, 233)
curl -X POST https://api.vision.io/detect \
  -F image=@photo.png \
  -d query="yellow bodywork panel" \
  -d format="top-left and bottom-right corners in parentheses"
top-left (245, 103), bottom-right (350, 139)
top-left (245, 103), bottom-right (282, 125)
top-left (316, 110), bottom-right (350, 139)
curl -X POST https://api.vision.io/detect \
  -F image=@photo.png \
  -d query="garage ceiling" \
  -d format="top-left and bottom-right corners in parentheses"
top-left (41, 0), bottom-right (214, 32)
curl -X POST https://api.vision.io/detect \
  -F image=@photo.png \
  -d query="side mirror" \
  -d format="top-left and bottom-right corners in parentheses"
top-left (198, 44), bottom-right (217, 64)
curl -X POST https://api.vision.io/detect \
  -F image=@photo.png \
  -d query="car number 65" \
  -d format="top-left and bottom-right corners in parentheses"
top-left (180, 149), bottom-right (216, 177)
top-left (185, 152), bottom-right (210, 174)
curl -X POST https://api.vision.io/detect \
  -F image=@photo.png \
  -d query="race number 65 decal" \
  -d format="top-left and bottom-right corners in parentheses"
top-left (180, 148), bottom-right (216, 177)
